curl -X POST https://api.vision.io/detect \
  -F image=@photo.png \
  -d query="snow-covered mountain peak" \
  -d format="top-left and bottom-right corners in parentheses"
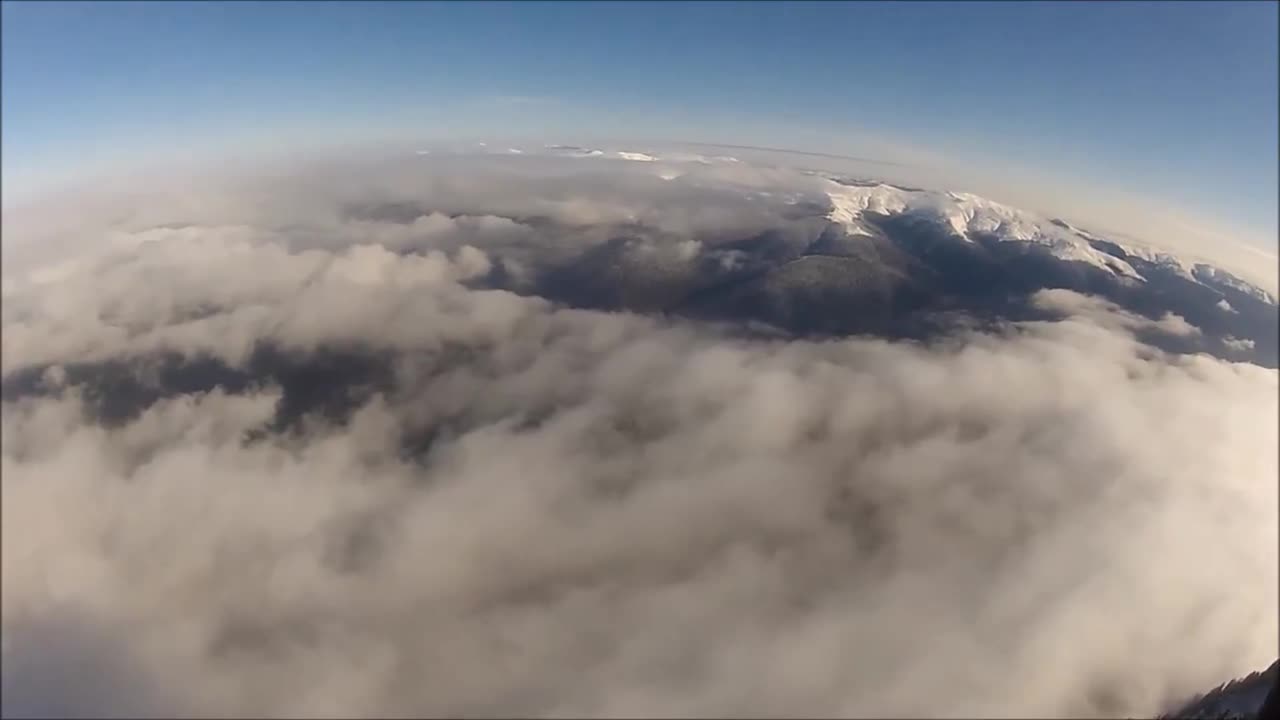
top-left (825, 182), bottom-right (910, 235)
top-left (823, 180), bottom-right (1145, 280)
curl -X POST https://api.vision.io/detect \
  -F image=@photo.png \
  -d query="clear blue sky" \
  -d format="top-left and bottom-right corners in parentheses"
top-left (2, 1), bottom-right (1276, 241)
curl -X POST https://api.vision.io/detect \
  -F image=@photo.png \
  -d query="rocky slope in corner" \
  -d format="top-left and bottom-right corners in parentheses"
top-left (1165, 660), bottom-right (1280, 719)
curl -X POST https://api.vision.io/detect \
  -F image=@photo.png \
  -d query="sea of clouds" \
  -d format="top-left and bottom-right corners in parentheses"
top-left (2, 154), bottom-right (1276, 718)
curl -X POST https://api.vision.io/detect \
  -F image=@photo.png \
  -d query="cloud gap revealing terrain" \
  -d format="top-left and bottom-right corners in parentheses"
top-left (1, 148), bottom-right (1277, 718)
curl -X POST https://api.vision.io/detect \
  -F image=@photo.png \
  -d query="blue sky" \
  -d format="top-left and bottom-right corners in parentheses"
top-left (2, 1), bottom-right (1277, 243)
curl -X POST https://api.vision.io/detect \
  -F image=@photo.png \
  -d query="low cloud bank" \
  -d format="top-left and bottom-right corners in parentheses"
top-left (2, 160), bottom-right (1276, 718)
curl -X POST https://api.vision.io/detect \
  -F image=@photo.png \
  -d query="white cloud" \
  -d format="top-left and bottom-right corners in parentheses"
top-left (1, 158), bottom-right (1275, 719)
top-left (1225, 337), bottom-right (1257, 353)
top-left (1031, 288), bottom-right (1202, 339)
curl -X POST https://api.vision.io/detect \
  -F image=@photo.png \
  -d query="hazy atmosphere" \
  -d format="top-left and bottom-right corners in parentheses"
top-left (1, 2), bottom-right (1276, 718)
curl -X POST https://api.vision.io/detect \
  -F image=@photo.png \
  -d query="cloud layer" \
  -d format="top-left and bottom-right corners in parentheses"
top-left (2, 156), bottom-right (1276, 718)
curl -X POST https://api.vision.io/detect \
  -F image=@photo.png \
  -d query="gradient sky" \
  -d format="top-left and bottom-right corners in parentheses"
top-left (2, 1), bottom-right (1277, 243)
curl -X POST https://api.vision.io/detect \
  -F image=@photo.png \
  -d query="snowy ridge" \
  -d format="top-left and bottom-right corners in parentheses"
top-left (540, 145), bottom-right (739, 165)
top-left (1192, 264), bottom-right (1277, 305)
top-left (422, 144), bottom-right (735, 165)
top-left (821, 180), bottom-right (1280, 296)
top-left (403, 149), bottom-right (1272, 304)
top-left (1121, 246), bottom-right (1198, 281)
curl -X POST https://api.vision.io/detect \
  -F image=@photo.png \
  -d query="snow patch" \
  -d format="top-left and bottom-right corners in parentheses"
top-left (616, 151), bottom-right (658, 162)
